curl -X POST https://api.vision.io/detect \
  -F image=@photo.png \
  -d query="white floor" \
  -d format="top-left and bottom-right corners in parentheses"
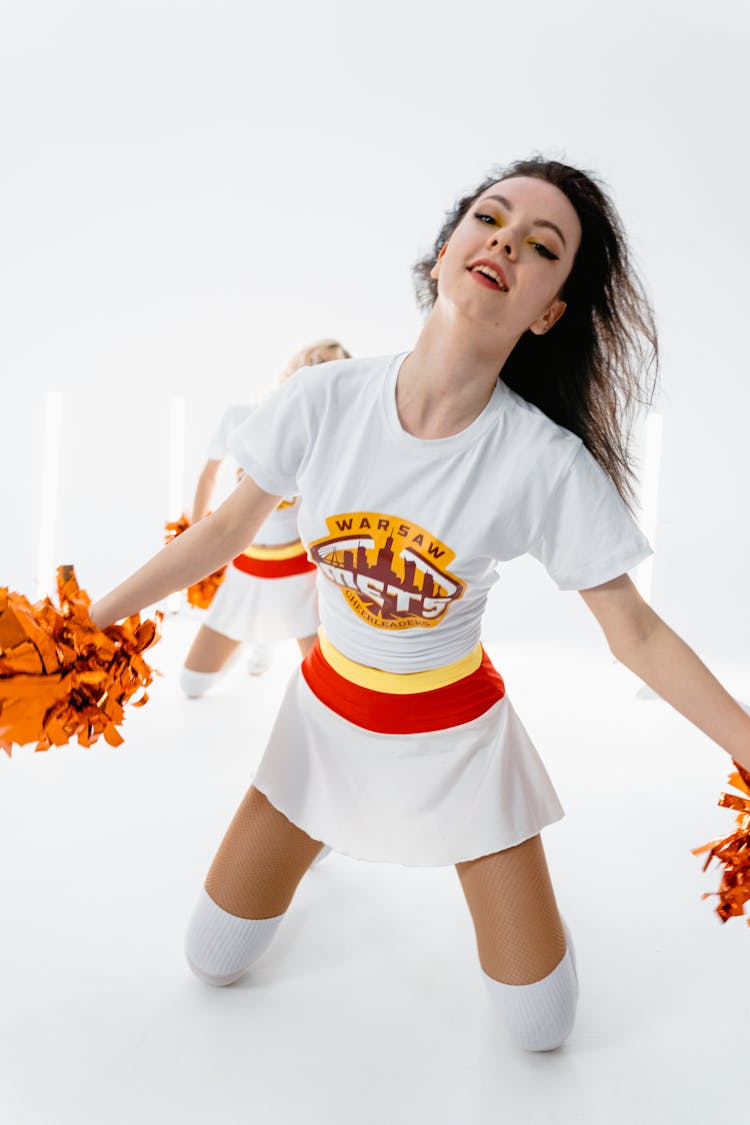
top-left (2, 615), bottom-right (747, 1125)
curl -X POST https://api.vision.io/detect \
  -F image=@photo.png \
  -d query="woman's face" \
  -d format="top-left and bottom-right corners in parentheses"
top-left (431, 175), bottom-right (582, 340)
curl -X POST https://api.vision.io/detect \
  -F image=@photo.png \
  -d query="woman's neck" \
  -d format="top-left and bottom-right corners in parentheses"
top-left (396, 307), bottom-right (517, 440)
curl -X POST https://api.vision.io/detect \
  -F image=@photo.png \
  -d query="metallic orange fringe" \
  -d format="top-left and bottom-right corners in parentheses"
top-left (0, 566), bottom-right (160, 755)
top-left (693, 762), bottom-right (750, 925)
top-left (164, 516), bottom-right (226, 609)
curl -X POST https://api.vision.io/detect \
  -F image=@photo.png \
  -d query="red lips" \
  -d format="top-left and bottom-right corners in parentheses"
top-left (468, 258), bottom-right (509, 291)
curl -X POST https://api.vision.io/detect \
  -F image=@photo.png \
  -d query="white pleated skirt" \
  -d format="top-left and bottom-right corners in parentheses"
top-left (204, 564), bottom-right (319, 644)
top-left (253, 668), bottom-right (565, 867)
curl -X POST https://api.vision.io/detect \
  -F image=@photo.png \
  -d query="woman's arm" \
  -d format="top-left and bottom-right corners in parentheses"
top-left (192, 458), bottom-right (222, 522)
top-left (579, 575), bottom-right (750, 772)
top-left (91, 475), bottom-right (280, 629)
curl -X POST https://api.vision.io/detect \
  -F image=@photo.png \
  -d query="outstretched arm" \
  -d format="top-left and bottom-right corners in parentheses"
top-left (192, 458), bottom-right (222, 523)
top-left (91, 475), bottom-right (280, 629)
top-left (580, 575), bottom-right (750, 773)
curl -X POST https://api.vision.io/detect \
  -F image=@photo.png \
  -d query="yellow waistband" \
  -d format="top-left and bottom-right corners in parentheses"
top-left (317, 629), bottom-right (483, 694)
top-left (241, 539), bottom-right (306, 561)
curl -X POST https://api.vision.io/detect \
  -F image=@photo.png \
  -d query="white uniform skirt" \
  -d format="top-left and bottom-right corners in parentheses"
top-left (253, 638), bottom-right (564, 867)
top-left (204, 563), bottom-right (319, 644)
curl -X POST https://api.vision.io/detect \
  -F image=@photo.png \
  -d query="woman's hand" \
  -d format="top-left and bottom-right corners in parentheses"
top-left (579, 575), bottom-right (750, 771)
top-left (91, 475), bottom-right (280, 629)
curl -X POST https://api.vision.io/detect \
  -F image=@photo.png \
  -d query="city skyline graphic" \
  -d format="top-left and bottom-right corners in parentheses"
top-left (310, 513), bottom-right (464, 629)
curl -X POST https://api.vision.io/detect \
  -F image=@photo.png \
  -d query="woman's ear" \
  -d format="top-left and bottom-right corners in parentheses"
top-left (429, 242), bottom-right (449, 281)
top-left (529, 298), bottom-right (567, 336)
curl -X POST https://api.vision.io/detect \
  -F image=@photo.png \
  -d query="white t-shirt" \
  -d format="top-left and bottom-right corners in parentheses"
top-left (207, 403), bottom-right (301, 546)
top-left (229, 354), bottom-right (652, 672)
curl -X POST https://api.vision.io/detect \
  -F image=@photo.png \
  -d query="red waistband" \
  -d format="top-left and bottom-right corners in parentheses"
top-left (300, 639), bottom-right (505, 734)
top-left (232, 551), bottom-right (316, 579)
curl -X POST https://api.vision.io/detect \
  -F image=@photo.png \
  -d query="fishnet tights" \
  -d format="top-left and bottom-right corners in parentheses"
top-left (456, 834), bottom-right (567, 985)
top-left (205, 789), bottom-right (565, 984)
top-left (205, 786), bottom-right (324, 919)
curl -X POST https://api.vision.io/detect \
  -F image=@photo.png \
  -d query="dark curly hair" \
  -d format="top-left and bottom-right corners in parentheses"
top-left (412, 157), bottom-right (658, 507)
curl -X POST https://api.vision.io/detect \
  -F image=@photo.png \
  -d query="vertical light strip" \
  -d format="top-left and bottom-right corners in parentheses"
top-left (36, 391), bottom-right (63, 600)
top-left (635, 411), bottom-right (663, 602)
top-left (166, 395), bottom-right (187, 612)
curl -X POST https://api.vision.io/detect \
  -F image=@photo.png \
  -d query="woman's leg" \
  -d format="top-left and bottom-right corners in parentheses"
top-left (180, 624), bottom-right (242, 697)
top-left (456, 834), bottom-right (578, 1051)
top-left (296, 633), bottom-right (317, 659)
top-left (186, 786), bottom-right (325, 985)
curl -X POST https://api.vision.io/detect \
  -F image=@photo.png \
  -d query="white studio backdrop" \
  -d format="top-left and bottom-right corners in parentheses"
top-left (2, 0), bottom-right (749, 663)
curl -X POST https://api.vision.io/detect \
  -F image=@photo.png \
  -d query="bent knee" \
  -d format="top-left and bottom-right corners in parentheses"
top-left (179, 667), bottom-right (221, 698)
top-left (185, 887), bottom-right (284, 986)
top-left (484, 942), bottom-right (579, 1052)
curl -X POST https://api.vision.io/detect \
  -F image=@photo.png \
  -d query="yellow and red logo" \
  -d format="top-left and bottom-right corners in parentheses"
top-left (309, 512), bottom-right (465, 629)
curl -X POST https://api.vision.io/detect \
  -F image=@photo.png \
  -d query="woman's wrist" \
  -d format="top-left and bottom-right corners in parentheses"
top-left (89, 597), bottom-right (116, 630)
top-left (88, 601), bottom-right (105, 629)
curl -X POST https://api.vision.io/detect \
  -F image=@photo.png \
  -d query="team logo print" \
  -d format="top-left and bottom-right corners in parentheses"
top-left (309, 512), bottom-right (465, 629)
top-left (277, 496), bottom-right (298, 510)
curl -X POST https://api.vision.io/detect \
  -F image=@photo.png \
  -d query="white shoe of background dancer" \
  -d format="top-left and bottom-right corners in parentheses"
top-left (246, 642), bottom-right (273, 677)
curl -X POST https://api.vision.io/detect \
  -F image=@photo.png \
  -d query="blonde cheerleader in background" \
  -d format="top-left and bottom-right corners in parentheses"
top-left (180, 339), bottom-right (351, 698)
top-left (89, 157), bottom-right (750, 1052)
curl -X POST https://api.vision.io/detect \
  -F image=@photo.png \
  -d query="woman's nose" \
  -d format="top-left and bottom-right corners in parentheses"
top-left (489, 229), bottom-right (516, 260)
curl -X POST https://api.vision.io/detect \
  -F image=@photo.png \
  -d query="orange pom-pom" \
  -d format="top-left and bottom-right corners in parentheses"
top-left (164, 515), bottom-right (191, 542)
top-left (0, 566), bottom-right (161, 755)
top-left (693, 762), bottom-right (750, 926)
top-left (164, 515), bottom-right (226, 609)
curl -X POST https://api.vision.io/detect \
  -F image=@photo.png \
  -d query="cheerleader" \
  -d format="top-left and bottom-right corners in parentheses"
top-left (180, 339), bottom-right (351, 697)
top-left (90, 158), bottom-right (750, 1051)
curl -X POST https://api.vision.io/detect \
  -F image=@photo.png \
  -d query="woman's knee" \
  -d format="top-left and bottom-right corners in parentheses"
top-left (179, 666), bottom-right (222, 698)
top-left (189, 786), bottom-right (323, 985)
top-left (457, 838), bottom-right (578, 1049)
top-left (185, 886), bottom-right (285, 986)
top-left (484, 927), bottom-right (578, 1051)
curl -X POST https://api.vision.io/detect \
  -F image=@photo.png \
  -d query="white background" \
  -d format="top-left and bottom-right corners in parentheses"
top-left (3, 0), bottom-right (749, 664)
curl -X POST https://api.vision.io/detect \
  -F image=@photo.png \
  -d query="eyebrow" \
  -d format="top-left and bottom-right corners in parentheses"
top-left (482, 193), bottom-right (567, 249)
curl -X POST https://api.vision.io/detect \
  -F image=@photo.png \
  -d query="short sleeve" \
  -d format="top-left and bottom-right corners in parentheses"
top-left (206, 404), bottom-right (254, 460)
top-left (226, 370), bottom-right (315, 497)
top-left (529, 444), bottom-right (652, 590)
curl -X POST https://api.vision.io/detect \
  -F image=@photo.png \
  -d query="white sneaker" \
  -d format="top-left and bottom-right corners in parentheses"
top-left (246, 643), bottom-right (273, 677)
